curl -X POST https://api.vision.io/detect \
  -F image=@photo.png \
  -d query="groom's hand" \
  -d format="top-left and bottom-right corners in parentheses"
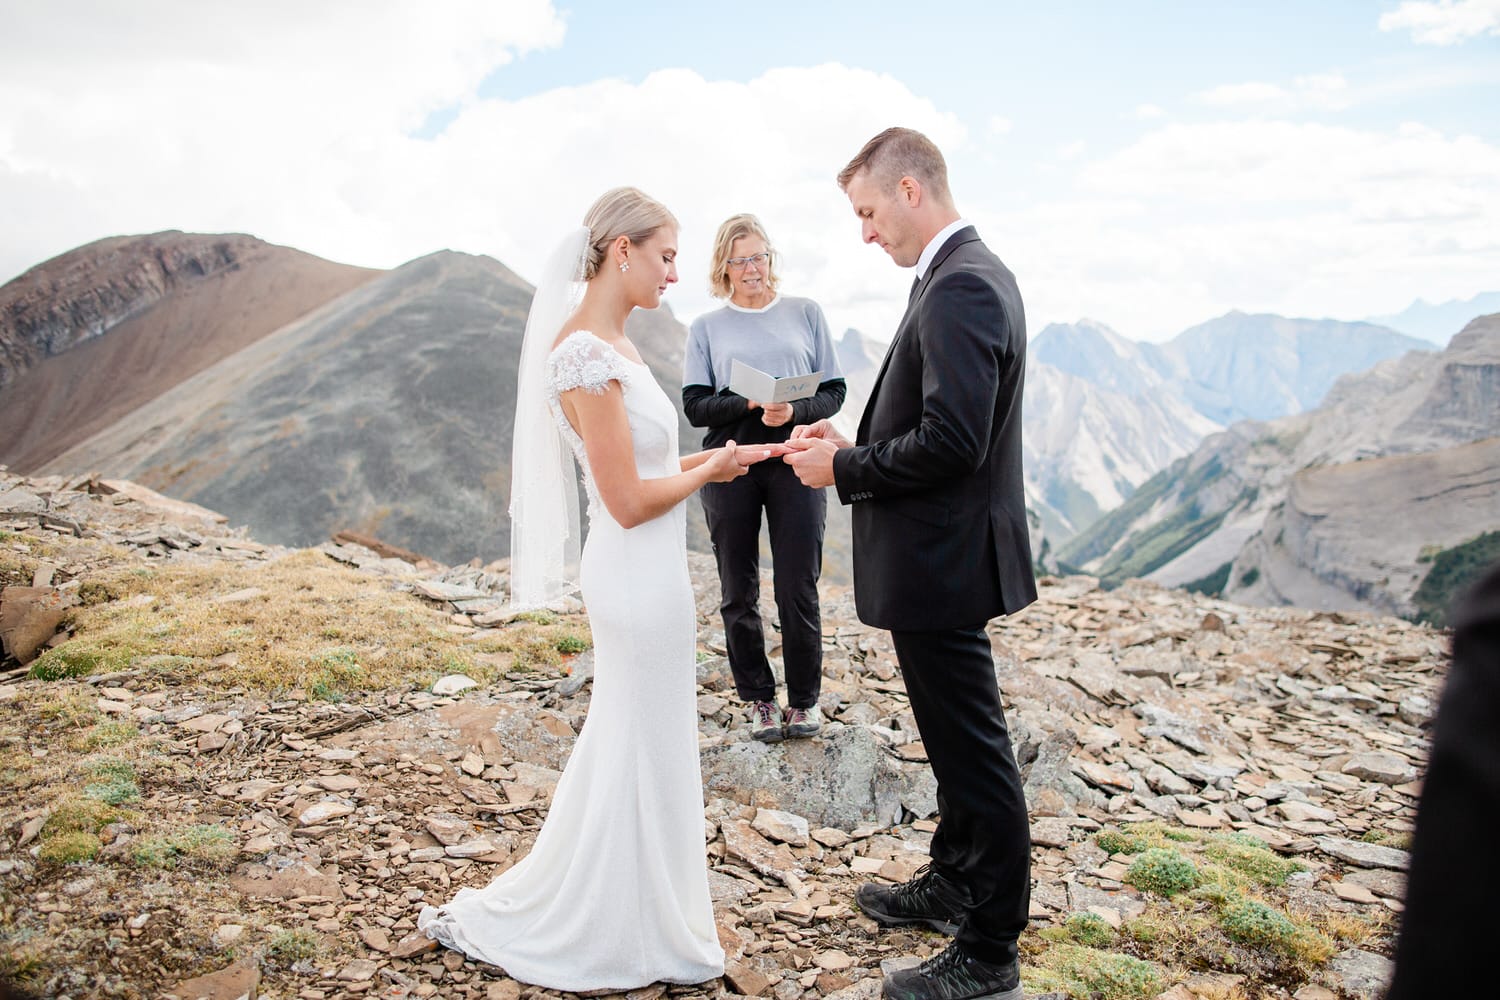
top-left (789, 418), bottom-right (852, 448)
top-left (781, 437), bottom-right (840, 488)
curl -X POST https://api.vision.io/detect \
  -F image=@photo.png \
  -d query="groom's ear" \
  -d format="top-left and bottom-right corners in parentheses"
top-left (898, 175), bottom-right (922, 207)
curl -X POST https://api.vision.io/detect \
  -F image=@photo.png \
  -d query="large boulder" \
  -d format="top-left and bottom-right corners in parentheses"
top-left (700, 724), bottom-right (913, 829)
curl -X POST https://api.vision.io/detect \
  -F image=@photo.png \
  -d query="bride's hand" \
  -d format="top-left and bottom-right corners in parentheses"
top-left (736, 443), bottom-right (789, 464)
top-left (704, 440), bottom-right (750, 483)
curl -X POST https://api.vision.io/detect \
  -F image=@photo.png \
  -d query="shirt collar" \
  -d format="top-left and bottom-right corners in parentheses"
top-left (915, 219), bottom-right (971, 280)
top-left (727, 293), bottom-right (781, 314)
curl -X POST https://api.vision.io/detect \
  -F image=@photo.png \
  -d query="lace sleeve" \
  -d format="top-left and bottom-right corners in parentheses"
top-left (548, 333), bottom-right (633, 395)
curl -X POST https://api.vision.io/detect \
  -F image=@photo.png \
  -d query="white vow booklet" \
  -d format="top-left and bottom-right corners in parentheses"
top-left (729, 360), bottom-right (824, 403)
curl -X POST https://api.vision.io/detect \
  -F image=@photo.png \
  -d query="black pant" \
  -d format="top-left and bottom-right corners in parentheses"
top-left (701, 460), bottom-right (825, 709)
top-left (892, 625), bottom-right (1031, 967)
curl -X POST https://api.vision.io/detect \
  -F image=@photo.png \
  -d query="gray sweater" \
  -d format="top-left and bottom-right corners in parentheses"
top-left (682, 295), bottom-right (846, 448)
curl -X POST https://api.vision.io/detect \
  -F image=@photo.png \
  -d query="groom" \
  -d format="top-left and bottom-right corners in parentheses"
top-left (783, 127), bottom-right (1035, 1000)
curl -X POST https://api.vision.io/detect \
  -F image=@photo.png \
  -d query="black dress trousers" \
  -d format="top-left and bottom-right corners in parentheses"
top-left (891, 624), bottom-right (1031, 967)
top-left (700, 458), bottom-right (826, 709)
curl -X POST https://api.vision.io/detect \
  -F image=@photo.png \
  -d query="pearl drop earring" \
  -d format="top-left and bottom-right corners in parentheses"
top-left (619, 260), bottom-right (630, 273)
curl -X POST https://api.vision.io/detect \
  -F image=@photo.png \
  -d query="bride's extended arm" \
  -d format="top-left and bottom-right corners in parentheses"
top-left (564, 383), bottom-right (746, 528)
top-left (680, 443), bottom-right (787, 471)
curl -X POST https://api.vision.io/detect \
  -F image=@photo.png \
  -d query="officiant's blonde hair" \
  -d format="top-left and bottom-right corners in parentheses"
top-left (707, 213), bottom-right (779, 299)
top-left (581, 187), bottom-right (678, 281)
top-left (838, 127), bottom-right (952, 204)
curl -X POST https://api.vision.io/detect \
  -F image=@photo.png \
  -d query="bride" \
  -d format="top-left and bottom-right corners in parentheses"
top-left (418, 188), bottom-right (765, 989)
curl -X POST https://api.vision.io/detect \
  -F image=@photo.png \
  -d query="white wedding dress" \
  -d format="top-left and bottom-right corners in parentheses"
top-left (419, 331), bottom-right (725, 990)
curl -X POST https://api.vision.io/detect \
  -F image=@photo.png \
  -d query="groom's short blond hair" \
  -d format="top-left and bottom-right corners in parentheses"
top-left (837, 127), bottom-right (951, 203)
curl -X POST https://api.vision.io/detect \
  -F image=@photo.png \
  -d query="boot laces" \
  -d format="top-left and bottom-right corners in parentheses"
top-left (893, 863), bottom-right (940, 901)
top-left (919, 941), bottom-right (968, 975)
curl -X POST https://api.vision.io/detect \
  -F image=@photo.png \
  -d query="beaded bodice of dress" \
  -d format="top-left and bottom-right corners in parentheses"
top-left (545, 331), bottom-right (681, 521)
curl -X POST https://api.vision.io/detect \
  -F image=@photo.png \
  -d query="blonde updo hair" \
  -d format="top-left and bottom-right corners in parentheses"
top-left (580, 187), bottom-right (678, 281)
top-left (707, 213), bottom-right (778, 299)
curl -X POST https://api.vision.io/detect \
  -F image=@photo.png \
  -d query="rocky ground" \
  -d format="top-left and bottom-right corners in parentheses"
top-left (0, 469), bottom-right (1443, 999)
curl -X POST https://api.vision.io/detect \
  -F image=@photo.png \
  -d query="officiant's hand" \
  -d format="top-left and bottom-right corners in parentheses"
top-left (758, 402), bottom-right (793, 427)
top-left (781, 436), bottom-right (840, 489)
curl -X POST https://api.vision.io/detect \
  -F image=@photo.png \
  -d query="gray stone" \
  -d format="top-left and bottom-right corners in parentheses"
top-left (1134, 703), bottom-right (1216, 755)
top-left (337, 958), bottom-right (381, 981)
top-left (1312, 685), bottom-right (1381, 710)
top-left (752, 807), bottom-right (810, 846)
top-left (707, 869), bottom-right (757, 904)
top-left (1342, 752), bottom-right (1418, 785)
top-left (1328, 948), bottom-right (1393, 999)
top-left (1397, 692), bottom-right (1433, 728)
top-left (722, 817), bottom-right (803, 885)
top-left (424, 812), bottom-right (473, 846)
top-left (489, 704), bottom-right (578, 771)
top-left (1277, 800), bottom-right (1337, 823)
top-left (431, 674), bottom-right (478, 696)
top-left (1144, 763), bottom-right (1193, 796)
top-left (838, 703), bottom-right (882, 726)
top-left (701, 725), bottom-right (906, 828)
top-left (0, 486), bottom-right (46, 514)
top-left (1022, 729), bottom-right (1103, 810)
top-left (297, 800), bottom-right (355, 825)
top-left (1316, 836), bottom-right (1410, 871)
top-left (1342, 867), bottom-right (1406, 899)
top-left (161, 958), bottom-right (260, 1000)
top-left (898, 758), bottom-right (939, 819)
top-left (1030, 817), bottom-right (1071, 849)
top-left (822, 979), bottom-right (882, 1000)
top-left (445, 839), bottom-right (497, 858)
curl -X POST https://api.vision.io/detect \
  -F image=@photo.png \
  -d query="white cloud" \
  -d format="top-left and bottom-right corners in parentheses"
top-left (988, 116), bottom-right (1013, 135)
top-left (1196, 81), bottom-right (1290, 106)
top-left (1380, 0), bottom-right (1500, 44)
top-left (1, 3), bottom-right (1493, 352)
top-left (1294, 73), bottom-right (1352, 111)
top-left (410, 64), bottom-right (964, 337)
top-left (0, 0), bottom-right (566, 272)
top-left (1010, 118), bottom-right (1500, 337)
top-left (0, 4), bottom-right (962, 345)
top-left (1057, 140), bottom-right (1088, 161)
top-left (1192, 74), bottom-right (1350, 113)
top-left (1132, 104), bottom-right (1168, 120)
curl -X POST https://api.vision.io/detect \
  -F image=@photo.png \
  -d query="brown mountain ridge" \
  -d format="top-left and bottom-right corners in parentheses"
top-left (5, 233), bottom-right (713, 567)
top-left (0, 231), bottom-right (381, 471)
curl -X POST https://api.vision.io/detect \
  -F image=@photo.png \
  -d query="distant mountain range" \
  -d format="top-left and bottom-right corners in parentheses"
top-left (0, 234), bottom-right (703, 566)
top-left (1001, 314), bottom-right (1425, 543)
top-left (5, 230), bottom-right (1492, 616)
top-left (1367, 291), bottom-right (1500, 346)
top-left (1056, 315), bottom-right (1500, 621)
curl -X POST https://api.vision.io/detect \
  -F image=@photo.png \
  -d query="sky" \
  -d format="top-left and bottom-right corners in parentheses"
top-left (1, 0), bottom-right (1497, 344)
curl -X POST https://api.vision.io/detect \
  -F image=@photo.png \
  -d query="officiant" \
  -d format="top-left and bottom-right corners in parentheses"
top-left (682, 213), bottom-right (845, 743)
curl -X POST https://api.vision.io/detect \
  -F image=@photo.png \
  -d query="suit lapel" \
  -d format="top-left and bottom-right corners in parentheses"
top-left (857, 227), bottom-right (981, 442)
top-left (859, 293), bottom-right (916, 442)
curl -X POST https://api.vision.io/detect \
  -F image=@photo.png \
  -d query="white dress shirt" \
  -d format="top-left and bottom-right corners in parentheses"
top-left (914, 218), bottom-right (972, 280)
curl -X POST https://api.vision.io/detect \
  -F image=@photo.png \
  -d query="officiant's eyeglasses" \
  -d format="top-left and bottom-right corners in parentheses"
top-left (726, 252), bottom-right (772, 270)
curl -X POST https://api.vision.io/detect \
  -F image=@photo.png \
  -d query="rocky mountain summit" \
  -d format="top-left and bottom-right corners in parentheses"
top-left (1020, 316), bottom-right (1427, 543)
top-left (1060, 315), bottom-right (1500, 620)
top-left (1, 232), bottom-right (267, 388)
top-left (0, 467), bottom-right (1444, 999)
top-left (0, 232), bottom-right (380, 472)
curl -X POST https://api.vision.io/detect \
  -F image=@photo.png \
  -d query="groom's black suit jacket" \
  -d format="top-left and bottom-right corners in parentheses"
top-left (832, 226), bottom-right (1037, 631)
